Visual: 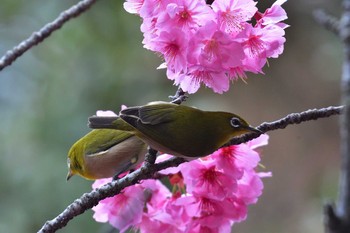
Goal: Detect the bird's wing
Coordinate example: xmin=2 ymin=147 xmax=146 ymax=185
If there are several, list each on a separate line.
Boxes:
xmin=119 ymin=106 xmax=140 ymax=117
xmin=85 ymin=130 xmax=134 ymax=156
xmin=138 ymin=103 xmax=178 ymax=125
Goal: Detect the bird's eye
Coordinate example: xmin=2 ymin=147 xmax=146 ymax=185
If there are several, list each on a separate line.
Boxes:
xmin=67 ymin=158 xmax=71 ymax=168
xmin=230 ymin=117 xmax=241 ymax=128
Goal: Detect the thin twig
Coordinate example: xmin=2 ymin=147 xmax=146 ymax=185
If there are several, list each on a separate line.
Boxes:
xmin=38 ymin=105 xmax=344 ymax=233
xmin=38 ymin=157 xmax=185 ymax=233
xmin=170 ymin=87 xmax=188 ymax=104
xmin=227 ymin=105 xmax=344 ymax=146
xmin=0 ymin=0 xmax=98 ymax=71
xmin=314 ymin=9 xmax=340 ymax=35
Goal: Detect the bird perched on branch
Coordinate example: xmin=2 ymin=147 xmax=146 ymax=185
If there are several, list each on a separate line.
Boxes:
xmin=67 ymin=129 xmax=147 ymax=180
xmin=88 ymin=102 xmax=260 ymax=159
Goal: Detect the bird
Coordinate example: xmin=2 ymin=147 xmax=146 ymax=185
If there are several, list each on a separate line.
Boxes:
xmin=67 ymin=129 xmax=147 ymax=180
xmin=88 ymin=102 xmax=261 ymax=159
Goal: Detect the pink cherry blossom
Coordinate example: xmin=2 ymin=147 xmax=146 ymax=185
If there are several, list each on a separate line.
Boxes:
xmin=139 ymin=196 xmax=188 ymax=232
xmin=175 ymin=66 xmax=230 ymax=94
xmin=232 ymin=23 xmax=285 ymax=75
xmin=123 ymin=0 xmax=144 ymax=14
xmin=156 ymin=0 xmax=214 ymax=32
xmin=138 ymin=0 xmax=168 ymax=18
xmin=183 ymin=220 xmax=232 ymax=233
xmin=176 ymin=195 xmax=245 ymax=226
xmin=180 ymin=159 xmax=238 ymax=200
xmin=141 ymin=17 xmax=159 ymax=50
xmin=125 ymin=0 xmax=288 ymax=93
xmin=211 ymin=144 xmax=260 ymax=175
xmin=92 ymin=181 xmax=145 ymax=232
xmin=138 ymin=181 xmax=185 ymax=232
xmin=256 ymin=0 xmax=288 ymax=26
xmin=148 ymin=29 xmax=189 ymax=73
xmin=188 ymin=20 xmax=244 ymax=69
xmin=212 ymin=0 xmax=257 ymax=35
xmin=246 ymin=133 xmax=269 ymax=149
xmin=236 ymin=170 xmax=264 ymax=204
xmin=92 ymin=179 xmax=172 ymax=233
xmin=92 ymin=131 xmax=271 ymax=232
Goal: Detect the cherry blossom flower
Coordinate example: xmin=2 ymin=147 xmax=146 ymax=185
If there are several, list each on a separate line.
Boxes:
xmin=123 ymin=0 xmax=144 ymax=14
xmin=124 ymin=0 xmax=288 ymax=93
xmin=92 ymin=179 xmax=145 ymax=232
xmin=212 ymin=0 xmax=257 ymax=35
xmin=91 ymin=134 xmax=270 ymax=232
xmin=156 ymin=0 xmax=214 ymax=32
xmin=180 ymin=158 xmax=238 ymax=200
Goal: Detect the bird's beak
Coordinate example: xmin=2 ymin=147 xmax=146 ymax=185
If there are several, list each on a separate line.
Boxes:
xmin=66 ymin=170 xmax=74 ymax=181
xmin=245 ymin=125 xmax=262 ymax=134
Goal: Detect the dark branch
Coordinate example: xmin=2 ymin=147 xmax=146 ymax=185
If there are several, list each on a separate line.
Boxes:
xmin=38 ymin=105 xmax=344 ymax=233
xmin=169 ymin=87 xmax=188 ymax=104
xmin=0 ymin=0 xmax=98 ymax=72
xmin=324 ymin=202 xmax=350 ymax=233
xmin=313 ymin=9 xmax=340 ymax=35
xmin=227 ymin=105 xmax=343 ymax=146
xmin=323 ymin=1 xmax=350 ymax=232
xmin=38 ymin=156 xmax=185 ymax=233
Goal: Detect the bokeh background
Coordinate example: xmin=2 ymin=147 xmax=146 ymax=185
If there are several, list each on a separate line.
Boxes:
xmin=0 ymin=0 xmax=343 ymax=232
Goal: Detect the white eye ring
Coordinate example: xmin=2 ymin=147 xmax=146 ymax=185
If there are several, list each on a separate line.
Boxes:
xmin=230 ymin=117 xmax=241 ymax=128
xmin=67 ymin=158 xmax=71 ymax=168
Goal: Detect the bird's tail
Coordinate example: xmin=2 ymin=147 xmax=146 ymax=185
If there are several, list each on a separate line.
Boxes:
xmin=88 ymin=116 xmax=134 ymax=131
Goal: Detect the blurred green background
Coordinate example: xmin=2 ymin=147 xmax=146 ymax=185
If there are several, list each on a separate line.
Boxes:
xmin=0 ymin=0 xmax=343 ymax=232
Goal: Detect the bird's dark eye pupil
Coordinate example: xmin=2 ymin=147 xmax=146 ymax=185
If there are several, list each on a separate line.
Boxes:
xmin=230 ymin=118 xmax=241 ymax=128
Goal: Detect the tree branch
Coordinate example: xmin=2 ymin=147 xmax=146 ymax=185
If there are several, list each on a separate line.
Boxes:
xmin=38 ymin=156 xmax=185 ymax=233
xmin=318 ymin=1 xmax=350 ymax=232
xmin=227 ymin=105 xmax=343 ymax=146
xmin=314 ymin=9 xmax=340 ymax=36
xmin=38 ymin=105 xmax=344 ymax=233
xmin=0 ymin=0 xmax=98 ymax=72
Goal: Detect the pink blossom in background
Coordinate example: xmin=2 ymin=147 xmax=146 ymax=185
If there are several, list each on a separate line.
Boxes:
xmin=90 ymin=0 xmax=284 ymax=231
xmin=148 ymin=29 xmax=189 ymax=73
xmin=123 ymin=0 xmax=288 ymax=93
xmin=92 ymin=178 xmax=145 ymax=232
xmin=156 ymin=0 xmax=214 ymax=32
xmin=187 ymin=20 xmax=245 ymax=70
xmin=175 ymin=66 xmax=230 ymax=94
xmin=211 ymin=0 xmax=257 ymax=35
xmin=123 ymin=0 xmax=144 ymax=14
xmin=91 ymin=134 xmax=270 ymax=232
xmin=180 ymin=158 xmax=238 ymax=200
xmin=256 ymin=0 xmax=288 ymax=26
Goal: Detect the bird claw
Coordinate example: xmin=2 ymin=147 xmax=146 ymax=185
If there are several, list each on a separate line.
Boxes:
xmin=169 ymin=88 xmax=187 ymax=104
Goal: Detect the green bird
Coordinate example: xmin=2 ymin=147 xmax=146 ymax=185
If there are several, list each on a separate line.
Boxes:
xmin=67 ymin=129 xmax=147 ymax=180
xmin=88 ymin=102 xmax=261 ymax=159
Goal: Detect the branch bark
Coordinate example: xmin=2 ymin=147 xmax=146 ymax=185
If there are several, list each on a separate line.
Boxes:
xmin=315 ymin=1 xmax=350 ymax=232
xmin=38 ymin=105 xmax=344 ymax=233
xmin=0 ymin=0 xmax=98 ymax=71
xmin=313 ymin=9 xmax=340 ymax=36
xmin=338 ymin=0 xmax=350 ymax=223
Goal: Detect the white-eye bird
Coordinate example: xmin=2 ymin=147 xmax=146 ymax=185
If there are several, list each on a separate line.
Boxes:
xmin=67 ymin=129 xmax=147 ymax=180
xmin=88 ymin=102 xmax=261 ymax=159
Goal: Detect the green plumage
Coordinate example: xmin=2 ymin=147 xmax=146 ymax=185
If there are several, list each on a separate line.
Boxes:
xmin=67 ymin=129 xmax=147 ymax=180
xmin=88 ymin=102 xmax=260 ymax=159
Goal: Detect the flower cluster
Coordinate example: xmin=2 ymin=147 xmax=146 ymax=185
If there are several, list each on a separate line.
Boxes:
xmin=92 ymin=134 xmax=270 ymax=233
xmin=124 ymin=0 xmax=288 ymax=93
